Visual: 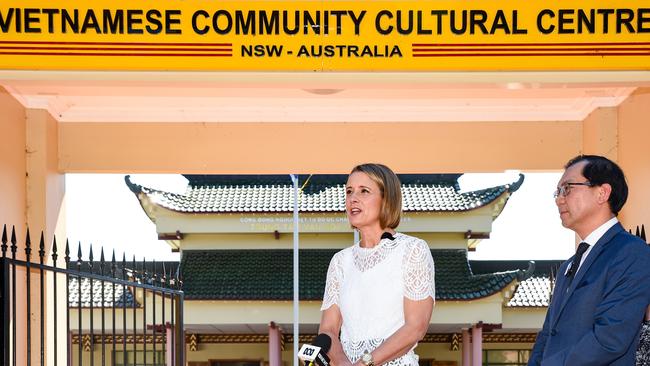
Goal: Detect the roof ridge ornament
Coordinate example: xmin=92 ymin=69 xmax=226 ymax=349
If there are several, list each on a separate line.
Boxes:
xmin=516 ymin=260 xmax=536 ymax=281
xmin=507 ymin=173 xmax=526 ymax=193
xmin=124 ymin=175 xmax=142 ymax=194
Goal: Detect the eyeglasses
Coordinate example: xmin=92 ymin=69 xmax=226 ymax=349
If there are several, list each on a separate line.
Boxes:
xmin=553 ymin=182 xmax=594 ymax=198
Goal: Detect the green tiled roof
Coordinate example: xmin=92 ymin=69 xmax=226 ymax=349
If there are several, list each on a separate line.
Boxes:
xmin=180 ymin=249 xmax=524 ymax=301
xmin=469 ymin=259 xmax=559 ymax=308
xmin=126 ymin=174 xmax=523 ymax=214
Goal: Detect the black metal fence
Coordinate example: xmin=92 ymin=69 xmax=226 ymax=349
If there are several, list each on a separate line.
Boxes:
xmin=631 ymin=224 xmax=647 ymax=243
xmin=1 ymin=224 xmax=185 ymax=366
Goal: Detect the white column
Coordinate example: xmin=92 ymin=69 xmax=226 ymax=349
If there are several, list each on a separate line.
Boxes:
xmin=290 ymin=174 xmax=300 ymax=366
xmin=166 ymin=324 xmax=173 ymax=366
xmin=471 ymin=324 xmax=482 ymax=366
xmin=462 ymin=328 xmax=471 ymax=366
xmin=269 ymin=322 xmax=283 ymax=366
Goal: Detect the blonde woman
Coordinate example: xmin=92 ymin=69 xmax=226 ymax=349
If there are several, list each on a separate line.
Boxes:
xmin=319 ymin=163 xmax=435 ymax=366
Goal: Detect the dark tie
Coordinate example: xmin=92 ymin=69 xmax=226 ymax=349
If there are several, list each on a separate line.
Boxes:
xmin=566 ymin=242 xmax=590 ymax=280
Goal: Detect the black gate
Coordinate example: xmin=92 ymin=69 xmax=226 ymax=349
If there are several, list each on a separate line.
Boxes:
xmin=1 ymin=224 xmax=185 ymax=366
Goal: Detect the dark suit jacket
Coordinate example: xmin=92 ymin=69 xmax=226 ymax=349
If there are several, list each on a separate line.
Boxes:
xmin=528 ymin=223 xmax=650 ymax=366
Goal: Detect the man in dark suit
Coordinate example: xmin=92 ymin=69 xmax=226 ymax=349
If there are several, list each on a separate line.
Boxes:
xmin=528 ymin=155 xmax=650 ymax=366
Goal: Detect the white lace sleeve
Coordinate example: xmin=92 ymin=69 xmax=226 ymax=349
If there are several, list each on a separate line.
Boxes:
xmin=402 ymin=239 xmax=435 ymax=302
xmin=321 ymin=251 xmax=344 ymax=311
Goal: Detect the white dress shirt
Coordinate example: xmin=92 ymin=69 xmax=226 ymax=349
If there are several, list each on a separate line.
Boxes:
xmin=566 ymin=216 xmax=618 ymax=275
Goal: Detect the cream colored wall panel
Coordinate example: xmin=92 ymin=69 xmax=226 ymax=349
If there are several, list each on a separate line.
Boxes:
xmin=182 ymin=296 xmax=505 ymax=326
xmin=183 ymin=301 xmax=324 ymax=325
xmin=179 ymin=232 xmax=466 ymax=250
xmin=153 ymin=209 xmax=494 ymax=235
xmin=502 ymin=308 xmax=547 ymax=330
xmin=431 ymin=296 xmax=504 ymax=325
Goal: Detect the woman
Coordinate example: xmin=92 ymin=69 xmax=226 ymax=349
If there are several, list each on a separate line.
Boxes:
xmin=319 ymin=163 xmax=435 ymax=366
xmin=638 ymin=306 xmax=650 ymax=365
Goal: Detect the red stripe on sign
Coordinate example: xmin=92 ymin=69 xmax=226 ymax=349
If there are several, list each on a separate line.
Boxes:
xmin=0 ymin=51 xmax=233 ymax=57
xmin=0 ymin=40 xmax=232 ymax=47
xmin=412 ymin=52 xmax=650 ymax=57
xmin=412 ymin=42 xmax=650 ymax=47
xmin=412 ymin=47 xmax=650 ymax=52
xmin=0 ymin=46 xmax=232 ymax=52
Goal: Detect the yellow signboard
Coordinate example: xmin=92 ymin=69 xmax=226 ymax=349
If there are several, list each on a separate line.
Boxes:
xmin=0 ymin=0 xmax=648 ymax=71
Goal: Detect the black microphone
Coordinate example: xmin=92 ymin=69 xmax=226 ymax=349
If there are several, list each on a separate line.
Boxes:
xmin=297 ymin=334 xmax=331 ymax=366
xmin=381 ymin=232 xmax=395 ymax=241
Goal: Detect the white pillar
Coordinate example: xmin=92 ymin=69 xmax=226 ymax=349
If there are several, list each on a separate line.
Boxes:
xmin=269 ymin=322 xmax=283 ymax=366
xmin=462 ymin=328 xmax=471 ymax=366
xmin=471 ymin=324 xmax=482 ymax=366
xmin=166 ymin=324 xmax=173 ymax=366
xmin=290 ymin=174 xmax=300 ymax=366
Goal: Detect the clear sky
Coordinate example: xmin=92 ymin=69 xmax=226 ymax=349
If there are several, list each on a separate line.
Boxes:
xmin=65 ymin=172 xmax=575 ymax=262
xmin=458 ymin=172 xmax=575 ymax=260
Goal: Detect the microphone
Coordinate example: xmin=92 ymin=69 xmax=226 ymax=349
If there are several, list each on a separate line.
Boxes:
xmin=381 ymin=232 xmax=395 ymax=241
xmin=297 ymin=334 xmax=331 ymax=366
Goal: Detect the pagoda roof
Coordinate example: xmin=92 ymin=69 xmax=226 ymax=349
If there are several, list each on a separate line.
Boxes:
xmin=126 ymin=173 xmax=524 ymax=214
xmin=180 ymin=248 xmax=530 ymax=301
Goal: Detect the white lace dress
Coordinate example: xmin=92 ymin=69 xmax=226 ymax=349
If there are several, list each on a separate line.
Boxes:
xmin=321 ymin=233 xmax=435 ymax=366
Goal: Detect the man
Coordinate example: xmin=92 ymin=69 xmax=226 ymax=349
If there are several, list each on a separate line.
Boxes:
xmin=528 ymin=155 xmax=650 ymax=366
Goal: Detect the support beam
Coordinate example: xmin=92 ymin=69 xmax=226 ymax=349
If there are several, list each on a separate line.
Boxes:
xmin=59 ymin=121 xmax=581 ymax=173
xmin=618 ymin=88 xmax=650 ymax=230
xmin=582 ymin=107 xmax=618 ymax=161
xmin=25 ymin=108 xmax=65 ymax=243
xmin=0 ymin=86 xmax=27 ymax=236
xmin=26 ymin=110 xmax=68 ymax=366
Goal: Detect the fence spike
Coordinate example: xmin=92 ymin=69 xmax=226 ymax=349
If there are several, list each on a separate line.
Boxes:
xmin=100 ymin=247 xmax=106 ymax=275
xmin=122 ymin=253 xmax=127 ymax=280
xmin=132 ymin=254 xmax=137 ymax=282
xmin=77 ymin=242 xmax=83 ymax=270
xmin=636 ymin=226 xmax=641 ymax=237
xmin=162 ymin=262 xmax=167 ymax=288
xmin=641 ymin=225 xmax=647 ymax=242
xmin=89 ymin=245 xmax=94 ymax=272
xmin=10 ymin=226 xmax=17 ymax=258
xmin=39 ymin=232 xmax=46 ymax=264
xmin=152 ymin=259 xmax=157 ymax=285
xmin=142 ymin=257 xmax=148 ymax=284
xmin=111 ymin=250 xmax=117 ymax=278
xmin=25 ymin=227 xmax=32 ymax=261
xmin=1 ymin=224 xmax=7 ymax=257
xmin=51 ymin=236 xmax=58 ymax=265
xmin=174 ymin=267 xmax=180 ymax=290
xmin=64 ymin=240 xmax=70 ymax=268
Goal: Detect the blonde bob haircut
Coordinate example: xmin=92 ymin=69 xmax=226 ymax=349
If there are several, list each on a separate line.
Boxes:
xmin=349 ymin=163 xmax=402 ymax=229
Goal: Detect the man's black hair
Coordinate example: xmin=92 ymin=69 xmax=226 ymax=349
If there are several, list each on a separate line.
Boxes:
xmin=565 ymin=155 xmax=628 ymax=215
